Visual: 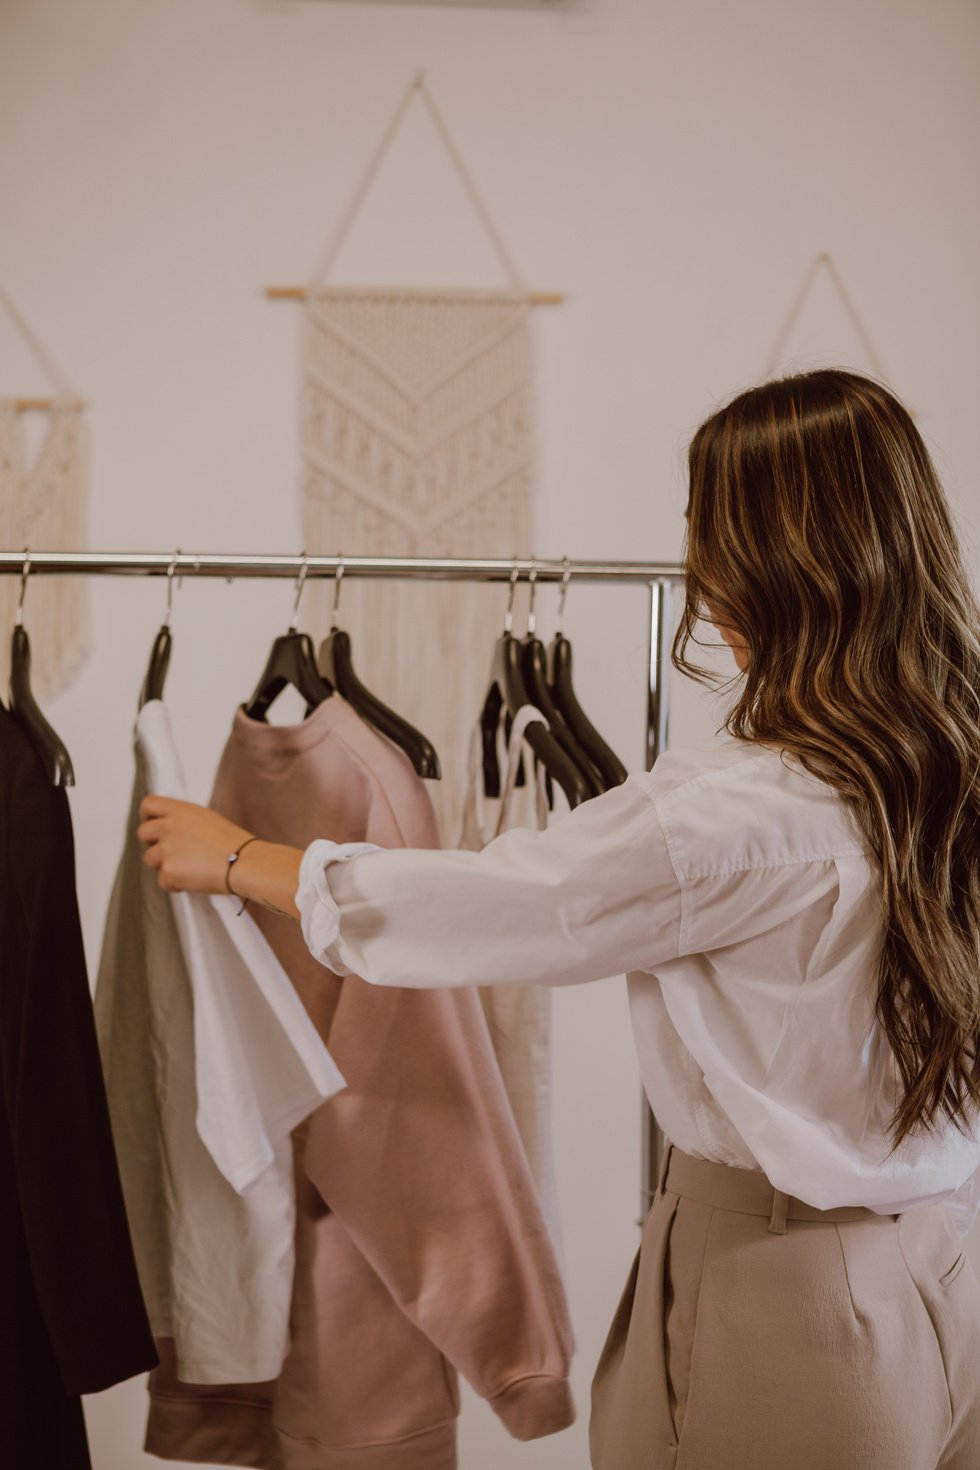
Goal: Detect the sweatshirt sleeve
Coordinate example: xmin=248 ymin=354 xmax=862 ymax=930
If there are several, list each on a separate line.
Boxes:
xmin=301 ymin=966 xmax=577 ymax=1440
xmin=295 ymin=775 xmax=682 ymax=989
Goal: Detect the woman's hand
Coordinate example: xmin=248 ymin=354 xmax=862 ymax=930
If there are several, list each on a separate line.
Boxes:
xmin=137 ymin=795 xmax=254 ymax=895
xmin=137 ymin=795 xmax=304 ymax=918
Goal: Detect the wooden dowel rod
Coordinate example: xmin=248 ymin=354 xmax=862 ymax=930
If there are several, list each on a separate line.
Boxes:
xmin=265 ymin=285 xmax=565 ymax=305
xmin=2 ymin=397 xmax=86 ymax=413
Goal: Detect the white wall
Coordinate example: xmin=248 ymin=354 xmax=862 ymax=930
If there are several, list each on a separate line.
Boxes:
xmin=1 ymin=1 xmax=979 ymax=1467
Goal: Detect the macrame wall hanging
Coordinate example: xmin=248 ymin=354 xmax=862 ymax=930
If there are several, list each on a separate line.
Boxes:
xmin=763 ymin=251 xmax=893 ymax=385
xmin=293 ymin=74 xmax=543 ymax=841
xmin=0 ymin=286 xmax=90 ymax=701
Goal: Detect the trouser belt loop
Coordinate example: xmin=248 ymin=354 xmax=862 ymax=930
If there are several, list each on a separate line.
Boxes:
xmin=657 ymin=1141 xmax=675 ymax=1198
xmin=768 ymin=1187 xmax=789 ymax=1235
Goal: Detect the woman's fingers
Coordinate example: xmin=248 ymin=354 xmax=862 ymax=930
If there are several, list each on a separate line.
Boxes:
xmin=136 ymin=816 xmax=167 ymax=845
xmin=139 ymin=792 xmax=175 ymax=821
xmin=133 ymin=794 xmax=255 ymax=896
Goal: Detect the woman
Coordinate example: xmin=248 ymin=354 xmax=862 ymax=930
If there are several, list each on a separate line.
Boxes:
xmin=138 ymin=368 xmax=980 ymax=1469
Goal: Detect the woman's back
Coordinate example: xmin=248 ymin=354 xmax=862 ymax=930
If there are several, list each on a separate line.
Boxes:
xmin=628 ymin=735 xmax=980 ymax=1233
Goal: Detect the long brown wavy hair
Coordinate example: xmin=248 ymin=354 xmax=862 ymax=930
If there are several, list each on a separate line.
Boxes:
xmin=675 ymin=368 xmax=980 ymax=1146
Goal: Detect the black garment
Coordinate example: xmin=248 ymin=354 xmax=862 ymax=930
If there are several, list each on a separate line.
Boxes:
xmin=0 ymin=703 xmax=157 ymax=1469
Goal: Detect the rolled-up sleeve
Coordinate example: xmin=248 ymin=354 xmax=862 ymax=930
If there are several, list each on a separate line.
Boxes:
xmin=295 ymin=774 xmax=681 ymax=989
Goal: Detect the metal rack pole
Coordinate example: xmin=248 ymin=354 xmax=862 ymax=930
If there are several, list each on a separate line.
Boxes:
xmin=0 ymin=551 xmax=685 ymax=583
xmin=0 ymin=547 xmax=685 ymax=1226
xmin=640 ymin=579 xmax=675 ymax=1221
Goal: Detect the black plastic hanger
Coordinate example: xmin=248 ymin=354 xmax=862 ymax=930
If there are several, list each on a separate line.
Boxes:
xmin=139 ymin=550 xmax=179 ymax=708
xmin=481 ymin=566 xmax=526 ymax=798
xmin=8 ymin=552 xmax=75 ymax=786
xmin=316 ymin=557 xmax=440 ymax=779
xmin=547 ymin=561 xmax=627 ymax=792
xmin=479 ymin=565 xmax=591 ymax=811
xmin=244 ymin=555 xmax=332 ymax=722
xmin=520 ymin=564 xmax=604 ymax=798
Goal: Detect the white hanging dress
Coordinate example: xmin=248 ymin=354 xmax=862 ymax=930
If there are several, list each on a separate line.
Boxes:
xmin=458 ymin=703 xmax=562 ymax=1251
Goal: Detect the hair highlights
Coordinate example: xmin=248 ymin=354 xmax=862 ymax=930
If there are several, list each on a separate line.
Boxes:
xmin=675 ymin=369 xmax=980 ymax=1146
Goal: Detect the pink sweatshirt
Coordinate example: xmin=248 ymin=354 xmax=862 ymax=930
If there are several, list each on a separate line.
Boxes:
xmin=145 ymin=695 xmax=574 ymax=1470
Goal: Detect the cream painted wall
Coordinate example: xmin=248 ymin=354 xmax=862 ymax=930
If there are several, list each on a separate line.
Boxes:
xmin=1 ymin=1 xmax=979 ymax=1467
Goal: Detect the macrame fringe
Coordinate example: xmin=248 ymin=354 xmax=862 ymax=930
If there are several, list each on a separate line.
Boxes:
xmin=301 ymin=484 xmax=534 ymax=843
xmin=299 ymin=291 xmax=535 ymax=843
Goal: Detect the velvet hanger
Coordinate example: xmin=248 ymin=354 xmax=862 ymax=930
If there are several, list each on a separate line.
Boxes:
xmin=316 ymin=557 xmax=440 ymax=780
xmin=519 ymin=564 xmax=604 ymax=798
xmin=547 ymin=561 xmax=627 ymax=792
xmin=479 ymin=565 xmax=591 ymax=811
xmin=139 ymin=550 xmax=180 ymax=709
xmin=244 ymin=555 xmax=332 ymax=721
xmin=9 ymin=551 xmax=75 ymax=786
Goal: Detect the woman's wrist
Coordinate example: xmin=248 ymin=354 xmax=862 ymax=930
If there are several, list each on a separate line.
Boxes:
xmin=227 ymin=839 xmax=303 ymax=920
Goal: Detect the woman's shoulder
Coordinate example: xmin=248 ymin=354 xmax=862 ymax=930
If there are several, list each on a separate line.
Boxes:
xmin=630 ymin=736 xmax=867 ymax=877
xmin=635 ymin=734 xmax=773 ymax=798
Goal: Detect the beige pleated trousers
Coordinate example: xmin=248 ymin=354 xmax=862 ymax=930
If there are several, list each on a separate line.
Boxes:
xmin=590 ymin=1142 xmax=980 ymax=1470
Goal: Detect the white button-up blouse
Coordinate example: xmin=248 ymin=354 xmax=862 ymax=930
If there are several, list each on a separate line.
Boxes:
xmin=294 ymin=734 xmax=980 ymax=1233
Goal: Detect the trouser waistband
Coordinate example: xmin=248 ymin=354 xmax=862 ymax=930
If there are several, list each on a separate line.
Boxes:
xmin=657 ymin=1141 xmax=885 ymax=1235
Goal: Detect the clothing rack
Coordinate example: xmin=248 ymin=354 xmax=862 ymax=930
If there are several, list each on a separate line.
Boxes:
xmin=0 ymin=548 xmax=685 ymax=1224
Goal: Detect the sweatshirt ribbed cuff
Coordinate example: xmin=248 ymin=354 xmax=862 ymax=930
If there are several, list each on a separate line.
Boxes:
xmin=488 ymin=1374 xmax=576 ymax=1441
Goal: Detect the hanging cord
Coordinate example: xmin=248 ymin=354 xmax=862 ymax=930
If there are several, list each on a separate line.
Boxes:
xmin=0 ymin=284 xmax=81 ymax=403
xmin=414 ymin=75 xmax=525 ymax=291
xmin=309 ymin=71 xmax=525 ymax=292
xmin=763 ymin=252 xmax=888 ymax=382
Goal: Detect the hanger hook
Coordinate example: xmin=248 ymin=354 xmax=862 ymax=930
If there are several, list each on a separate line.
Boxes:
xmin=331 ymin=553 xmax=345 ymax=631
xmin=16 ymin=547 xmax=30 ymax=627
xmin=289 ymin=552 xmax=310 ymax=632
xmin=527 ymin=556 xmax=538 ymax=637
xmin=503 ymin=557 xmax=520 ymax=634
xmin=557 ymin=557 xmax=572 ymax=632
xmin=164 ymin=548 xmax=181 ymax=628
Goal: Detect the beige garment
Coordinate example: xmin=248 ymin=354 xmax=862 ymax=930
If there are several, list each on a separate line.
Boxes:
xmin=590 ymin=1144 xmax=980 ymax=1470
xmin=95 ymin=700 xmax=344 ymax=1385
xmin=299 ymin=287 xmax=535 ymax=843
xmin=457 ymin=704 xmax=561 ymax=1247
xmin=147 ymin=695 xmax=574 ymax=1469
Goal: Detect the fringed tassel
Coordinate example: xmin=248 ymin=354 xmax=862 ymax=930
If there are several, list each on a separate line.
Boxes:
xmin=301 ymin=481 xmax=533 ymax=846
xmin=0 ymin=404 xmax=92 ymax=704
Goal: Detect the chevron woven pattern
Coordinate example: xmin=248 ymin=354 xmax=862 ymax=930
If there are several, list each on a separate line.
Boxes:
xmin=300 ymin=286 xmax=535 ymax=839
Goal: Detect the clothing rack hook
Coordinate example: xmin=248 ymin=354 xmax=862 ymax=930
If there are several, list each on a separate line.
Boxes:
xmin=503 ymin=557 xmax=520 ymax=635
xmin=527 ymin=556 xmax=538 ymax=637
xmin=15 ymin=548 xmax=30 ymax=627
xmin=289 ymin=553 xmax=310 ymax=632
xmin=557 ymin=556 xmax=572 ymax=633
xmin=164 ymin=549 xmax=182 ymax=629
xmin=331 ymin=554 xmax=345 ymax=631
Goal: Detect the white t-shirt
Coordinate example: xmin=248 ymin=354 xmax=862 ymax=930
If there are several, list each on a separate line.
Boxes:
xmin=295 ymin=734 xmax=980 ymax=1235
xmin=95 ymin=699 xmax=345 ymax=1383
